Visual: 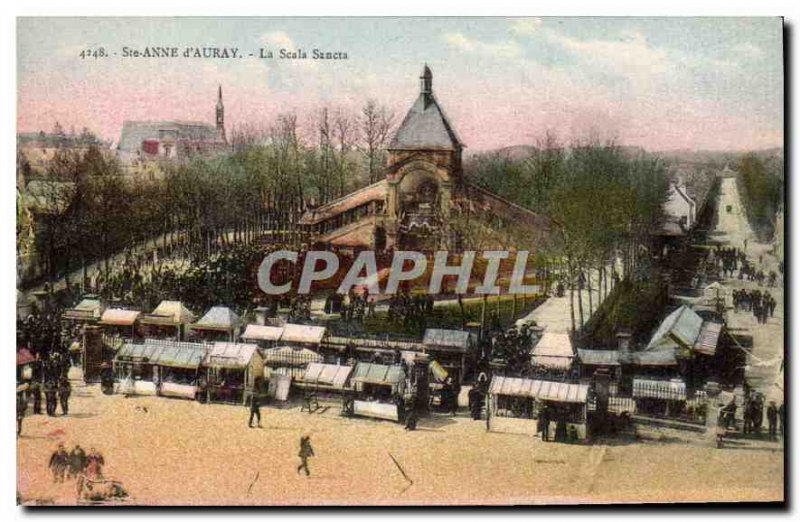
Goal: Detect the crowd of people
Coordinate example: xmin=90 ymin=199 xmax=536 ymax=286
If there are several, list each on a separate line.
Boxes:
xmin=733 ymin=289 xmax=777 ymax=324
xmin=489 ymin=324 xmax=537 ymax=377
xmin=720 ymin=392 xmax=784 ymax=441
xmin=48 ymin=444 xmax=106 ymax=483
xmin=708 ymin=245 xmax=778 ymax=287
xmin=387 ymin=290 xmax=435 ymax=327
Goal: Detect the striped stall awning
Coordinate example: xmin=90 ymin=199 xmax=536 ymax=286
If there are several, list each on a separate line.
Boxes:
xmin=489 ymin=376 xmax=589 ymax=404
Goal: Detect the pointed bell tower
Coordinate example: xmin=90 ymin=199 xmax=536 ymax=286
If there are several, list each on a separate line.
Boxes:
xmin=216 ymin=85 xmax=226 ymax=142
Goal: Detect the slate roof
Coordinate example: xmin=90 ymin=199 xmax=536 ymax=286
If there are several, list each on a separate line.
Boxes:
xmin=389 ymin=68 xmax=462 ymax=151
xmin=646 ymin=305 xmax=703 ymax=352
xmin=117 ymin=120 xmax=222 ymax=153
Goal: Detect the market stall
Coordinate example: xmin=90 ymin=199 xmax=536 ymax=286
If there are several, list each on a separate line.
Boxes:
xmin=343 ymin=362 xmax=408 ymax=422
xmin=632 ymin=377 xmax=687 ymax=417
xmin=152 ymin=340 xmax=208 ymax=399
xmin=202 ymin=342 xmax=263 ymax=404
xmin=191 ymin=306 xmax=242 ymax=342
xmin=263 ymin=345 xmax=323 ymax=380
xmin=17 ymin=347 xmax=38 ymax=384
xmin=422 ymin=328 xmax=475 ymax=384
xmin=531 ymin=332 xmax=575 ymax=376
xmin=139 ymin=301 xmax=196 ymax=341
xmin=295 ymin=362 xmax=353 ymax=394
xmin=113 ymin=340 xmax=207 ymax=399
xmin=280 ymin=324 xmax=326 ymax=349
xmin=113 ymin=343 xmax=163 ymax=396
xmin=241 ymin=324 xmax=284 ymax=349
xmin=488 ymin=376 xmax=589 ymax=441
xmin=99 ymin=308 xmax=141 ymax=339
xmin=62 ymin=296 xmax=104 ymax=326
xmin=577 ymin=349 xmax=621 ymax=381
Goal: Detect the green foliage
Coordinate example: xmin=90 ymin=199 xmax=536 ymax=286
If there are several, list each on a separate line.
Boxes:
xmin=579 ymin=278 xmax=668 ymax=348
xmin=466 ymin=137 xmax=670 ymax=277
xmin=736 ymin=153 xmax=783 ymax=241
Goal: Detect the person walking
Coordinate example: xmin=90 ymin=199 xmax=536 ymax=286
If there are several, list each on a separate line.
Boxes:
xmin=58 ymin=378 xmax=71 ymax=416
xmin=743 ymin=396 xmax=753 ymax=435
xmin=248 ymin=392 xmax=262 ymax=428
xmin=85 ymin=448 xmax=105 ymax=479
xmin=68 ymin=445 xmax=86 ymax=479
xmin=538 ymin=406 xmax=550 ymax=442
xmin=16 ymin=391 xmax=27 ymax=437
xmin=44 ymin=380 xmax=57 ymax=417
xmin=31 ymin=380 xmax=43 ymax=415
xmin=779 ymin=402 xmax=785 ymax=438
xmin=48 ymin=444 xmax=68 ymax=483
xmin=767 ymin=401 xmax=778 ymax=440
xmin=297 ymin=435 xmax=315 ymax=476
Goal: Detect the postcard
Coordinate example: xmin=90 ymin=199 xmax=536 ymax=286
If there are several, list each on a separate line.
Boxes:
xmin=15 ymin=16 xmax=784 ymax=505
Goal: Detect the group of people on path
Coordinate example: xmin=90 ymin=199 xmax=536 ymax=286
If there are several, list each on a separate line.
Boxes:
xmin=722 ymin=393 xmax=784 ymax=441
xmin=48 ymin=443 xmax=105 ymax=483
xmin=733 ymin=289 xmax=776 ymax=324
xmin=16 ymin=377 xmax=72 ymax=437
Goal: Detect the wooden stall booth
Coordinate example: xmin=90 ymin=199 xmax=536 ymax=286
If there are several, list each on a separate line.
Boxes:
xmin=191 ymin=306 xmax=242 ymax=342
xmin=488 ymin=376 xmax=590 ymax=442
xmin=241 ymin=324 xmax=284 ymax=349
xmin=114 ymin=340 xmax=207 ymax=399
xmin=422 ymin=328 xmax=476 ymax=384
xmin=99 ymin=308 xmax=141 ymax=340
xmin=152 ymin=340 xmax=207 ymax=399
xmin=17 ymin=347 xmax=38 ymax=385
xmin=632 ymin=377 xmax=687 ymax=417
xmin=62 ymin=296 xmax=104 ymax=328
xmin=295 ymin=362 xmax=353 ymax=395
xmin=139 ymin=301 xmax=196 ymax=341
xmin=202 ymin=342 xmax=263 ymax=405
xmin=577 ymin=349 xmax=622 ymax=382
xmin=263 ymin=346 xmax=323 ymax=380
xmin=280 ymin=324 xmax=327 ymax=349
xmin=113 ymin=342 xmax=162 ymax=396
xmin=343 ymin=362 xmax=408 ymax=422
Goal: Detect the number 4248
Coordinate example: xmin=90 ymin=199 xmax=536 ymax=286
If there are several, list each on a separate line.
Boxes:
xmin=80 ymin=48 xmax=107 ymax=59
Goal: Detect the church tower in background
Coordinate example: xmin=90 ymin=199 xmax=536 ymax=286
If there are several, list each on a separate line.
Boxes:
xmin=216 ymin=85 xmax=226 ymax=142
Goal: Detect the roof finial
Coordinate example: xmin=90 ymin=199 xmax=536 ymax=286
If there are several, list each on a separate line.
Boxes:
xmin=420 ymin=64 xmax=432 ymax=95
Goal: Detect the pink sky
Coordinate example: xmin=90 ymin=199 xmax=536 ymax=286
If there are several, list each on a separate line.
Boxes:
xmin=17 ymin=18 xmax=784 ymax=152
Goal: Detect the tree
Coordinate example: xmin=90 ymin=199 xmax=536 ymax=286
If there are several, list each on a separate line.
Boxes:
xmin=359 ymin=100 xmax=394 ymax=184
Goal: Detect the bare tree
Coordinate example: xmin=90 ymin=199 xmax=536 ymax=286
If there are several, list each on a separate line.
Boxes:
xmin=333 ymin=109 xmax=356 ymax=197
xmin=359 ymin=100 xmax=395 ymax=184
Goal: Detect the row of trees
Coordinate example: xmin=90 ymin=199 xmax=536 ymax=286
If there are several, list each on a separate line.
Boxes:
xmin=736 ymin=152 xmax=783 ymax=241
xmin=19 ymin=101 xmax=396 ymax=287
xmin=466 ymin=135 xmax=671 ymax=333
